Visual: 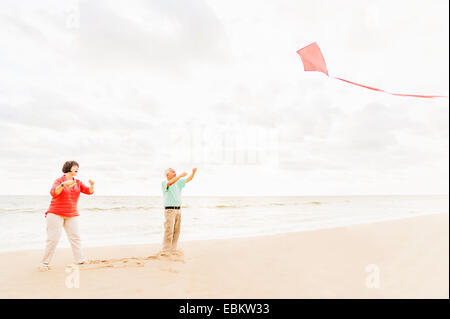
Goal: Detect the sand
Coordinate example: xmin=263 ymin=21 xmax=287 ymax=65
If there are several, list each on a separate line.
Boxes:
xmin=0 ymin=213 xmax=448 ymax=299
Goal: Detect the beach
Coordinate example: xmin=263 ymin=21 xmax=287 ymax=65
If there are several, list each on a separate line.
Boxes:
xmin=0 ymin=213 xmax=447 ymax=299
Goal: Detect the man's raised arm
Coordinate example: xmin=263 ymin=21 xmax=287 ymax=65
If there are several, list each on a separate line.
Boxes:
xmin=186 ymin=168 xmax=197 ymax=183
xmin=167 ymin=172 xmax=187 ymax=188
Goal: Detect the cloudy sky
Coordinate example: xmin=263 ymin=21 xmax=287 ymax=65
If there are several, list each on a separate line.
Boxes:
xmin=0 ymin=0 xmax=448 ymax=196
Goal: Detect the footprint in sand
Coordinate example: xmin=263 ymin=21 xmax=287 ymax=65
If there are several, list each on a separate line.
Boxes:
xmin=161 ymin=267 xmax=179 ymax=274
xmin=79 ymin=254 xmax=184 ymax=270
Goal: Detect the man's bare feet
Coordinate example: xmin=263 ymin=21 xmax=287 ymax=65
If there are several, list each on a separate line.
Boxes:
xmin=159 ymin=251 xmax=171 ymax=257
xmin=78 ymin=260 xmax=90 ymax=265
xmin=171 ymin=250 xmax=184 ymax=257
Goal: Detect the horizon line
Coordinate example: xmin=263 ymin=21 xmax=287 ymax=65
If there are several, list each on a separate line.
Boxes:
xmin=0 ymin=193 xmax=448 ymax=197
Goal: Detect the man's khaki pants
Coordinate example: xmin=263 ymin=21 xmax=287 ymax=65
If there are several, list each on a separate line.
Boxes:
xmin=162 ymin=209 xmax=181 ymax=252
xmin=40 ymin=213 xmax=85 ymax=266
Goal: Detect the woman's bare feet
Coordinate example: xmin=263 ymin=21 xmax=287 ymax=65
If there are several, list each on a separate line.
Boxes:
xmin=39 ymin=265 xmax=49 ymax=272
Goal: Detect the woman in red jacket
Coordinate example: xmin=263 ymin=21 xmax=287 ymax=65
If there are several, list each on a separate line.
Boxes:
xmin=39 ymin=161 xmax=95 ymax=271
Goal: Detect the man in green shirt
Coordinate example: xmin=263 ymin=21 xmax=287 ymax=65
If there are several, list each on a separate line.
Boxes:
xmin=161 ymin=167 xmax=197 ymax=256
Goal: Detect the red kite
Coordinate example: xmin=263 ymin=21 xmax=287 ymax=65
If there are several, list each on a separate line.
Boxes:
xmin=297 ymin=42 xmax=448 ymax=98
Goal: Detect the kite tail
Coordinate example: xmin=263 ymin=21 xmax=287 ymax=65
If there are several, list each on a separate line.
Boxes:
xmin=332 ymin=77 xmax=449 ymax=99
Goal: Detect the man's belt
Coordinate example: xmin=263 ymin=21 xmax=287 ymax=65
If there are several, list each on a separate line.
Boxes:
xmin=165 ymin=206 xmax=181 ymax=209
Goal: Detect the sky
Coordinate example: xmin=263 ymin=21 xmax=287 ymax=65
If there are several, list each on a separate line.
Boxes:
xmin=0 ymin=0 xmax=448 ymax=196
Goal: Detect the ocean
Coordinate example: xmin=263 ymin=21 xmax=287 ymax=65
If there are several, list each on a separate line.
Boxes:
xmin=0 ymin=195 xmax=448 ymax=252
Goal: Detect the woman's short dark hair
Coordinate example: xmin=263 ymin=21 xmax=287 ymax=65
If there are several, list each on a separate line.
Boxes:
xmin=62 ymin=161 xmax=79 ymax=173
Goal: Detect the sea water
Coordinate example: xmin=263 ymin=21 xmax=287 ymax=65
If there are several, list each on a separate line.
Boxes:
xmin=0 ymin=195 xmax=448 ymax=251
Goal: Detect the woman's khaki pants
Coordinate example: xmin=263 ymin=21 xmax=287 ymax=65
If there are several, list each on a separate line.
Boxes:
xmin=40 ymin=213 xmax=85 ymax=266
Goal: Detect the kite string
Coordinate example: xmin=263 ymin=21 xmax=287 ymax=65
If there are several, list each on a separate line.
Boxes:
xmin=332 ymin=76 xmax=448 ymax=99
